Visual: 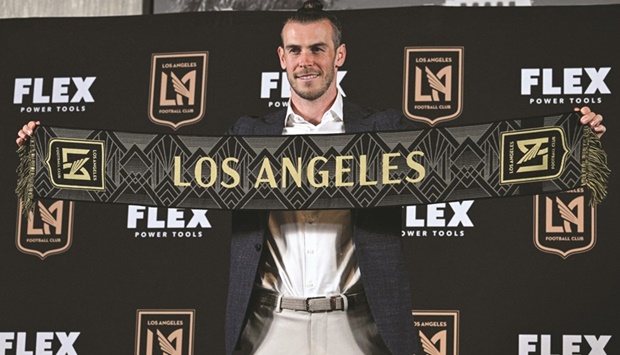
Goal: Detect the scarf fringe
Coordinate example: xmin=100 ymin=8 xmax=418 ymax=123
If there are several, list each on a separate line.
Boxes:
xmin=15 ymin=138 xmax=36 ymax=217
xmin=582 ymin=126 xmax=611 ymax=205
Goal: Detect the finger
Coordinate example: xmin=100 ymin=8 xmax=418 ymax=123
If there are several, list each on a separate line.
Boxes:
xmin=590 ymin=114 xmax=603 ymax=127
xmin=16 ymin=135 xmax=28 ymax=146
xmin=576 ymin=106 xmax=592 ymax=115
xmin=17 ymin=131 xmax=27 ymax=140
xmin=594 ymin=124 xmax=606 ymax=138
xmin=580 ymin=112 xmax=595 ymax=124
xmin=27 ymin=121 xmax=38 ymax=130
xmin=21 ymin=124 xmax=34 ymax=136
xmin=27 ymin=120 xmax=40 ymax=133
xmin=593 ymin=122 xmax=606 ymax=131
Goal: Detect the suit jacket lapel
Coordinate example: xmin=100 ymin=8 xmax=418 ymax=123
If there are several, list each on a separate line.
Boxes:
xmin=256 ymin=109 xmax=286 ymax=135
xmin=257 ymin=99 xmax=374 ymax=134
xmin=343 ymin=100 xmax=374 ymax=133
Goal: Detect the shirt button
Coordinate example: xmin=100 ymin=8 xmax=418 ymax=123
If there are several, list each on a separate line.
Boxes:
xmin=307 ymin=249 xmax=315 ymax=254
xmin=254 ymin=244 xmax=262 ymax=251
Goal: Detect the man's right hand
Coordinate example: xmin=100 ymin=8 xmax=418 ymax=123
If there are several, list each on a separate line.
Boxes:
xmin=16 ymin=121 xmax=40 ymax=146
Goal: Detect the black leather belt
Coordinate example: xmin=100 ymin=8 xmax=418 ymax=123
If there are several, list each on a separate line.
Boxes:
xmin=254 ymin=289 xmax=366 ymax=313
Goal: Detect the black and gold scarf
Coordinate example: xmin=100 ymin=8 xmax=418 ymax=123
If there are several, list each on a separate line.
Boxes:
xmin=17 ymin=112 xmax=609 ymax=214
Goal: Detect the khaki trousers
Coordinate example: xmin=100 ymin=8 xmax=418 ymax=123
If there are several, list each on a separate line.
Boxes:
xmin=237 ymin=296 xmax=390 ymax=355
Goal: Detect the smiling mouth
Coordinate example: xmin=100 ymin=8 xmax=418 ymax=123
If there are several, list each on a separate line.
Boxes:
xmin=295 ymin=72 xmax=320 ymax=81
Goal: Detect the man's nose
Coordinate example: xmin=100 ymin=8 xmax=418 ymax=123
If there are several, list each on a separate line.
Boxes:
xmin=298 ymin=52 xmax=313 ymax=67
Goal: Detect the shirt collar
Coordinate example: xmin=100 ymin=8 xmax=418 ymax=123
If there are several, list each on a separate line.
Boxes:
xmin=285 ymin=91 xmax=344 ymax=127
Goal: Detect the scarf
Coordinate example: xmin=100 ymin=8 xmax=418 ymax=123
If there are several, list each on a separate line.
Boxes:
xmin=17 ymin=112 xmax=609 ymax=214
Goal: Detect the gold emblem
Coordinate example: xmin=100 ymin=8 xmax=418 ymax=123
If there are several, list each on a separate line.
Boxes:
xmin=135 ymin=310 xmax=195 ymax=355
xmin=413 ymin=310 xmax=460 ymax=355
xmin=16 ymin=200 xmax=74 ymax=259
xmin=45 ymin=138 xmax=105 ymax=190
xmin=149 ymin=52 xmax=208 ymax=130
xmin=500 ymin=127 xmax=568 ymax=184
xmin=534 ymin=189 xmax=596 ymax=258
xmin=403 ymin=47 xmax=464 ymax=126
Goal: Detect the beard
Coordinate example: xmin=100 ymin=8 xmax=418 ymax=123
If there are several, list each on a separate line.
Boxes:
xmin=287 ymin=65 xmax=336 ymax=101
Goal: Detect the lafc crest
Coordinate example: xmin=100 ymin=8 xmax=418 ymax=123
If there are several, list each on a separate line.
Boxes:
xmin=534 ymin=189 xmax=596 ymax=258
xmin=135 ymin=310 xmax=195 ymax=355
xmin=413 ymin=310 xmax=460 ymax=355
xmin=149 ymin=52 xmax=208 ymax=130
xmin=403 ymin=47 xmax=463 ymax=126
xmin=16 ymin=200 xmax=74 ymax=259
xmin=44 ymin=138 xmax=105 ymax=190
xmin=500 ymin=127 xmax=568 ymax=184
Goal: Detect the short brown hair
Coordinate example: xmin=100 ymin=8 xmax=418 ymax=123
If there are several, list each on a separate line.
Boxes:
xmin=282 ymin=0 xmax=342 ymax=47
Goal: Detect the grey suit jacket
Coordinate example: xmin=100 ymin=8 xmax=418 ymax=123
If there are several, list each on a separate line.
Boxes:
xmin=225 ymin=101 xmax=420 ymax=355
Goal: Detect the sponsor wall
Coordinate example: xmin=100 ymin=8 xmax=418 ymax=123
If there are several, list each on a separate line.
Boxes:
xmin=0 ymin=5 xmax=618 ymax=354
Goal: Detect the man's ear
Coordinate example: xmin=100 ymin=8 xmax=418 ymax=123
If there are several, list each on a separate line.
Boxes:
xmin=335 ymin=43 xmax=346 ymax=68
xmin=278 ymin=46 xmax=286 ymax=70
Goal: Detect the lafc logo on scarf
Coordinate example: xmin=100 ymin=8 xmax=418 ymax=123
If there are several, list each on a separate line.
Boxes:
xmin=500 ymin=127 xmax=569 ymax=184
xmin=403 ymin=47 xmax=463 ymax=126
xmin=45 ymin=138 xmax=105 ymax=190
xmin=149 ymin=52 xmax=208 ymax=130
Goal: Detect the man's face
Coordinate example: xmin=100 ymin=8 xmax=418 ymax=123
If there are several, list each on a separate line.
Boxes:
xmin=278 ymin=19 xmax=346 ymax=101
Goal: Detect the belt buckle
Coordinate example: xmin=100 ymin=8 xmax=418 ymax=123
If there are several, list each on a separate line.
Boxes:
xmin=305 ymin=296 xmax=337 ymax=313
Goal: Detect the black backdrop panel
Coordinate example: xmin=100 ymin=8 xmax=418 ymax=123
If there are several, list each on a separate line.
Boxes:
xmin=0 ymin=5 xmax=618 ymax=354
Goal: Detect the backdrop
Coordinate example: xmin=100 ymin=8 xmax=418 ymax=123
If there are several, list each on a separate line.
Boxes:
xmin=0 ymin=5 xmax=617 ymax=354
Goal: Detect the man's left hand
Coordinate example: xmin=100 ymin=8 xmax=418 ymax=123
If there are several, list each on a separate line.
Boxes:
xmin=576 ymin=106 xmax=606 ymax=138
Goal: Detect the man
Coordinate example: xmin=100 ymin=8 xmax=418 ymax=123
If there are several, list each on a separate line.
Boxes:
xmin=16 ymin=1 xmax=606 ymax=354
xmin=224 ymin=2 xmax=607 ymax=354
xmin=225 ymin=1 xmax=422 ymax=354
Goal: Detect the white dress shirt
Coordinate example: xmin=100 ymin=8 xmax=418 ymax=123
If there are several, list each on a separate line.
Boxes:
xmin=240 ymin=94 xmax=390 ymax=354
xmin=256 ymin=93 xmax=363 ymax=297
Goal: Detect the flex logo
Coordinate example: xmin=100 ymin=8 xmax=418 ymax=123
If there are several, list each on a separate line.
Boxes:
xmin=260 ymin=71 xmax=347 ymax=108
xmin=534 ymin=189 xmax=596 ymax=258
xmin=522 ymin=68 xmax=610 ymax=95
xmin=135 ymin=310 xmax=194 ymax=355
xmin=521 ymin=67 xmax=611 ymax=105
xmin=45 ymin=138 xmax=105 ymax=190
xmin=519 ymin=334 xmax=611 ymax=355
xmin=127 ymin=205 xmax=211 ymax=238
xmin=0 ymin=332 xmax=80 ymax=355
xmin=13 ymin=77 xmax=96 ymax=113
xmin=16 ymin=200 xmax=74 ymax=259
xmin=149 ymin=52 xmax=208 ymax=130
xmin=402 ymin=201 xmax=474 ymax=238
xmin=413 ymin=310 xmax=459 ymax=355
xmin=500 ymin=127 xmax=568 ymax=184
xmin=14 ymin=77 xmax=95 ymax=104
xmin=403 ymin=47 xmax=463 ymax=126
